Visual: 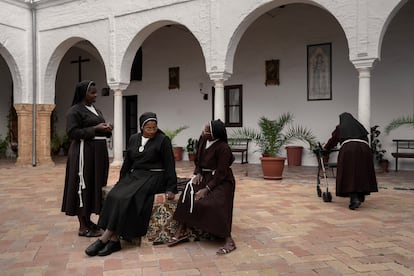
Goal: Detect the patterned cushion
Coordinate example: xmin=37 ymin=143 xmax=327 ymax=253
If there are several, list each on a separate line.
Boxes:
xmin=146 ymin=177 xmax=190 ymax=244
xmin=146 ymin=193 xmax=180 ymax=244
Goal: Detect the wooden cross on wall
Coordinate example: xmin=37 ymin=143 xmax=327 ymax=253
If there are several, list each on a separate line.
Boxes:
xmin=71 ymin=56 xmax=90 ymax=82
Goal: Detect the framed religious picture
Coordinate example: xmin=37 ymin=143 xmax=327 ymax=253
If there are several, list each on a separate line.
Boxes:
xmin=265 ymin=59 xmax=280 ymax=86
xmin=101 ymin=87 xmax=110 ymax=96
xmin=307 ymin=43 xmax=332 ymax=101
xmin=168 ymin=67 xmax=180 ymax=89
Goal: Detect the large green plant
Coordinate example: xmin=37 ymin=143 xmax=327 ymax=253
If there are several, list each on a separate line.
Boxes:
xmin=163 ymin=126 xmax=189 ymax=146
xmin=0 ymin=135 xmax=8 ymax=158
xmin=385 ymin=115 xmax=414 ymax=134
xmin=186 ymin=138 xmax=199 ymax=153
xmin=232 ymin=112 xmax=317 ymax=157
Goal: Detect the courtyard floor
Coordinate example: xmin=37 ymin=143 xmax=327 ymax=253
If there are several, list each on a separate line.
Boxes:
xmin=0 ymin=157 xmax=413 ymax=275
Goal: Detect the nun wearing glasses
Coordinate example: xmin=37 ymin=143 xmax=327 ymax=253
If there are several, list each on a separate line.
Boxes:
xmin=62 ymin=80 xmax=113 ymax=238
xmin=85 ymin=112 xmax=177 ymax=257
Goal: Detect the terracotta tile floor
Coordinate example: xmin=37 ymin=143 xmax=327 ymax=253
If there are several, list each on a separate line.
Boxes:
xmin=0 ymin=157 xmax=413 ymax=275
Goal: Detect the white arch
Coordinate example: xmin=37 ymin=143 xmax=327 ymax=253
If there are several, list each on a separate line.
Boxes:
xmin=116 ymin=20 xmax=208 ymax=85
xmin=376 ymin=0 xmax=409 ymax=60
xmin=222 ymin=0 xmax=352 ymax=74
xmin=43 ymin=37 xmax=107 ymax=104
xmin=0 ymin=44 xmax=22 ymax=103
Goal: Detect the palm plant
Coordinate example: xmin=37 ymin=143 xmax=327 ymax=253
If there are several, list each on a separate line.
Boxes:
xmin=232 ymin=112 xmax=317 ymax=157
xmin=385 ymin=115 xmax=414 ymax=134
xmin=163 ymin=126 xmax=189 ymax=146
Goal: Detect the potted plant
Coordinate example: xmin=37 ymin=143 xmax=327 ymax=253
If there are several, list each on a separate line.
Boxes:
xmin=232 ymin=112 xmax=316 ymax=179
xmin=163 ymin=126 xmax=189 ymax=161
xmin=385 ymin=115 xmax=414 ymax=134
xmin=370 ymin=125 xmax=389 ymax=172
xmin=186 ymin=138 xmax=198 ymax=161
xmin=0 ymin=135 xmax=8 ymax=158
xmin=61 ymin=133 xmax=71 ymax=156
xmin=50 ymin=133 xmax=61 ymax=155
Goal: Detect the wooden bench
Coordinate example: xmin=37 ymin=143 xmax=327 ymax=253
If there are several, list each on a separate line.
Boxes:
xmin=228 ymin=138 xmax=250 ymax=164
xmin=391 ymin=139 xmax=414 ymax=171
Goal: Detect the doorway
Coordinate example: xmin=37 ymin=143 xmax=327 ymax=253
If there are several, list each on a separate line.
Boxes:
xmin=124 ymin=95 xmax=138 ymax=147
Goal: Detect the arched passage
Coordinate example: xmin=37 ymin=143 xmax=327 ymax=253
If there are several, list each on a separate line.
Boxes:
xmin=226 ymin=3 xmax=353 ymax=165
xmin=0 ymin=45 xmax=21 ymax=159
xmin=44 ymin=38 xmax=109 ymax=161
xmin=109 ymin=21 xmax=210 ymax=164
xmin=372 ymin=0 xmax=414 ymax=171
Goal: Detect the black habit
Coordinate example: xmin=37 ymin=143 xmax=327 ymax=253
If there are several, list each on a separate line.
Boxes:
xmin=325 ymin=113 xmax=378 ymax=197
xmin=61 ymin=103 xmax=110 ymax=216
xmin=97 ymin=131 xmax=177 ymax=239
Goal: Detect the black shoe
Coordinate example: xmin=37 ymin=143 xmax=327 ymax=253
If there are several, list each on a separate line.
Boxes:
xmin=358 ymin=194 xmax=365 ymax=203
xmin=97 ymin=240 xmax=121 ymax=256
xmin=349 ymin=199 xmax=361 ymax=210
xmin=85 ymin=239 xmax=107 ymax=256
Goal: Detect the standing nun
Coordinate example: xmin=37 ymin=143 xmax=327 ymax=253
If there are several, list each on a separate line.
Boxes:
xmin=85 ymin=112 xmax=177 ymax=257
xmin=62 ymin=80 xmax=113 ymax=237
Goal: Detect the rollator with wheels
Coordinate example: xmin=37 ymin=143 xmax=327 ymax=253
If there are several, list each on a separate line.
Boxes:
xmin=314 ymin=143 xmax=338 ymax=202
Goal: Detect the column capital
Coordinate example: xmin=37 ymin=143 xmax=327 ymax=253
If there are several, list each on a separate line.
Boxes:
xmin=14 ymin=103 xmax=33 ymax=115
xmin=351 ymin=57 xmax=377 ymax=71
xmin=208 ymin=71 xmax=231 ymax=82
xmin=36 ymin=104 xmax=55 ymax=114
xmin=108 ymin=82 xmax=129 ymax=91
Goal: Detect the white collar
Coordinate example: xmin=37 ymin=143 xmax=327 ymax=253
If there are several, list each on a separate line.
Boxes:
xmin=206 ymin=139 xmax=218 ymax=149
xmin=85 ymin=105 xmax=98 ymax=116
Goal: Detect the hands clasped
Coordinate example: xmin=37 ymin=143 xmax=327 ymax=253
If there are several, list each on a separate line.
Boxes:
xmin=96 ymin=122 xmax=113 ymax=133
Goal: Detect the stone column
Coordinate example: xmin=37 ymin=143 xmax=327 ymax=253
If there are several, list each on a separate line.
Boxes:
xmin=209 ymin=72 xmax=231 ymax=121
xmin=112 ymin=89 xmax=123 ymax=167
xmin=352 ymin=58 xmax=376 ymax=132
xmin=36 ymin=104 xmax=55 ymax=166
xmin=14 ymin=104 xmax=33 ymax=166
xmin=108 ymin=82 xmax=128 ymax=167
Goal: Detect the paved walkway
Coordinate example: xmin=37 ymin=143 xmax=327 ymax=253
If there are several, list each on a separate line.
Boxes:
xmin=0 ymin=157 xmax=413 ymax=275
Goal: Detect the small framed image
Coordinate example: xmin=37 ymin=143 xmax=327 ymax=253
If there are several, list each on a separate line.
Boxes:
xmin=265 ymin=59 xmax=280 ymax=86
xmin=168 ymin=67 xmax=180 ymax=89
xmin=101 ymin=87 xmax=110 ymax=96
xmin=307 ymin=43 xmax=332 ymax=101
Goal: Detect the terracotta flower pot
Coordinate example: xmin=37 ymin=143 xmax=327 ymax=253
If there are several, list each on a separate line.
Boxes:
xmin=188 ymin=153 xmax=196 ymax=161
xmin=286 ymin=146 xmax=303 ymax=166
xmin=379 ymin=159 xmax=389 ymax=173
xmin=173 ymin=147 xmax=184 ymax=161
xmin=260 ymin=156 xmax=286 ymax=180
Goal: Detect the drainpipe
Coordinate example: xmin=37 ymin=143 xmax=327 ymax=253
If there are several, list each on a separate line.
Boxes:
xmin=29 ymin=0 xmax=37 ymax=166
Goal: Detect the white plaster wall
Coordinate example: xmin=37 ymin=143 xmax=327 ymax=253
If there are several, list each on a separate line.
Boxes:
xmin=37 ymin=18 xmax=111 ymax=104
xmin=48 ymin=1 xmax=413 ymax=169
xmin=0 ymin=1 xmax=32 ymax=103
xmin=1 ymin=0 xmax=412 ymax=169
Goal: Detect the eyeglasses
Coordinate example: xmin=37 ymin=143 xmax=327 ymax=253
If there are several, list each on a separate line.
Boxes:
xmin=143 ymin=126 xmax=158 ymax=132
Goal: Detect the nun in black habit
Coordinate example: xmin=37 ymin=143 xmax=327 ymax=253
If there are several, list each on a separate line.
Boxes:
xmin=85 ymin=112 xmax=177 ymax=257
xmin=169 ymin=119 xmax=237 ymax=255
xmin=324 ymin=112 xmax=378 ymax=210
xmin=62 ymin=80 xmax=112 ymax=237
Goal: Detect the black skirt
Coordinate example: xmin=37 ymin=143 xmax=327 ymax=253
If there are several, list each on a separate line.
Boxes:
xmin=98 ymin=170 xmax=164 ymax=238
xmin=61 ymin=139 xmax=109 ymax=216
xmin=336 ymin=141 xmax=378 ymax=197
